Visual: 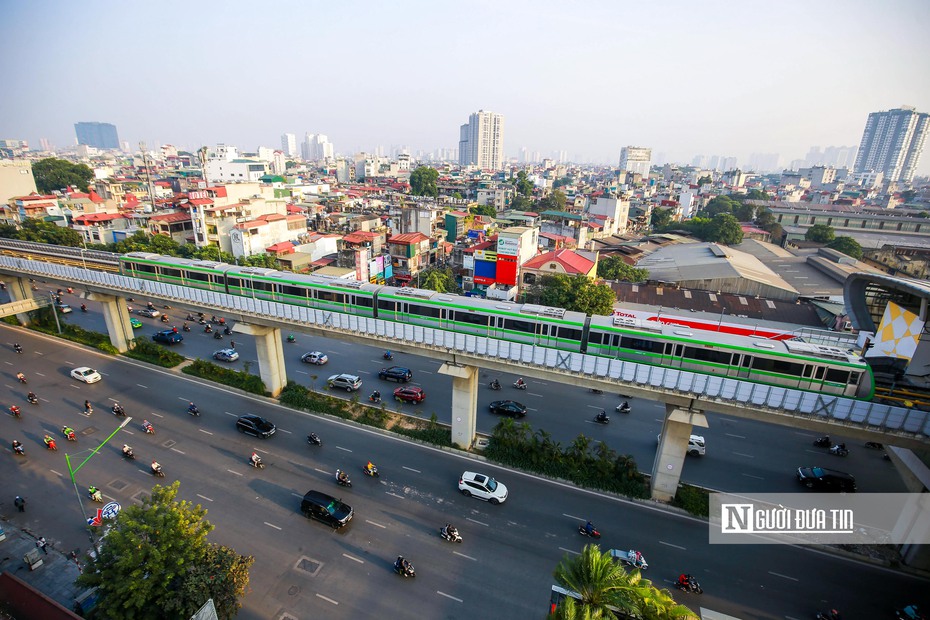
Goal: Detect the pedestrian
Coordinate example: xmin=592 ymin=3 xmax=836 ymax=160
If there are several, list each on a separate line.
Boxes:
xmin=36 ymin=537 xmax=48 ymax=554
xmin=230 ymin=341 xmax=235 ymax=349
xmin=14 ymin=496 xmax=25 ymax=512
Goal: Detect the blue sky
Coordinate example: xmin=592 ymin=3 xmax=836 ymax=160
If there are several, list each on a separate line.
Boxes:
xmin=3 ymin=0 xmax=929 ymax=172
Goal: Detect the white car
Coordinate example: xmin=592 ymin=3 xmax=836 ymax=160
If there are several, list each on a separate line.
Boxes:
xmin=458 ymin=471 xmax=508 ymax=505
xmin=327 ymin=373 xmax=362 ymax=391
xmin=301 ymin=351 xmax=329 ymax=365
xmin=71 ymin=367 xmax=102 ymax=384
xmin=656 ymin=433 xmax=706 ymax=456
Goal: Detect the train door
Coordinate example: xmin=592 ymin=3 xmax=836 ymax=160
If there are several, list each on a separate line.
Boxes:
xmin=737 ymin=354 xmax=752 ymax=379
xmin=666 ymin=343 xmax=684 ymax=369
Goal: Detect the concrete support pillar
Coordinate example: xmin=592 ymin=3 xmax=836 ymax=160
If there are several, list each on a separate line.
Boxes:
xmin=86 ymin=293 xmax=134 ymax=352
xmin=651 ymin=405 xmax=708 ymax=501
xmin=233 ymin=323 xmax=286 ymax=397
xmin=7 ymin=277 xmax=36 ymax=325
xmin=438 ymin=363 xmax=478 ymax=450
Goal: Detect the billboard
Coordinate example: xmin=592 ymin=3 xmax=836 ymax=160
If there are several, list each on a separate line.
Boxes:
xmin=495 ymin=255 xmax=518 ymax=285
xmin=497 ymin=236 xmax=519 ymax=257
xmin=474 ymin=260 xmax=496 ymax=285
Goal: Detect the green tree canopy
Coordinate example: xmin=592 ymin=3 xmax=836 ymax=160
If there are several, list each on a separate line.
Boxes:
xmin=733 ymin=202 xmax=756 ymax=221
xmin=755 ymin=208 xmax=777 ymax=228
xmin=697 ymin=175 xmax=712 ymax=186
xmin=651 ymin=208 xmax=673 ymax=230
xmin=240 ymin=253 xmax=281 ymax=268
xmin=827 ymin=236 xmax=863 ymax=259
xmin=597 ymin=255 xmax=649 ymax=282
xmin=742 ymin=188 xmax=771 ymax=201
xmin=77 ymin=482 xmax=253 ymax=619
xmin=409 ymin=166 xmax=439 ymax=197
xmin=538 ymin=189 xmax=568 ymax=211
xmin=11 ymin=218 xmax=84 ymax=246
xmin=511 ymin=194 xmax=534 ymax=210
xmin=805 ymin=224 xmax=835 ymax=243
xmin=705 ymin=213 xmax=744 ymax=245
xmin=553 ymin=176 xmax=572 ymax=189
xmin=530 ymin=274 xmax=615 ymax=316
xmin=418 ymin=266 xmax=457 ymax=293
xmin=702 ymin=196 xmax=740 ymax=217
xmin=32 ymin=158 xmax=94 ymax=194
xmin=515 ymin=170 xmax=534 ymax=197
xmin=470 ymin=204 xmax=497 ymax=218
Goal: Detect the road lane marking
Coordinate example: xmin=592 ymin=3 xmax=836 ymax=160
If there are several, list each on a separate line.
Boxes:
xmin=768 ymin=571 xmax=798 ymax=581
xmin=527 ymin=392 xmax=543 ymax=397
xmin=725 ymin=433 xmax=746 ymax=439
xmin=418 ymin=370 xmax=433 ymax=374
xmin=342 ymin=554 xmax=364 ymax=564
xmin=403 ymin=466 xmax=421 ymax=473
xmin=742 ymin=473 xmax=764 ymax=480
xmin=227 ymin=469 xmax=243 ymax=476
xmin=316 ymin=594 xmax=339 ymax=605
xmin=196 ymin=494 xmax=213 ymax=502
xmin=314 ymin=468 xmax=330 ymax=475
xmin=562 ymin=513 xmax=586 ymax=522
xmin=198 ymin=429 xmax=213 ymax=435
xmin=50 ymin=469 xmax=64 ymax=477
xmin=224 ymin=411 xmax=237 ymax=417
xmin=366 ymin=519 xmax=386 ymax=529
xmin=453 ymin=551 xmax=477 ymax=561
xmin=151 ymin=412 xmax=164 ymax=418
xmin=178 ymin=397 xmax=189 ymax=401
xmin=35 ymin=372 xmax=45 ymax=377
xmin=732 ymin=452 xmax=755 ymax=458
xmin=437 ymin=591 xmax=463 ymax=603
xmin=466 ymin=517 xmax=488 ymax=527
xmin=336 ymin=446 xmax=352 ymax=452
xmin=296 ymin=370 xmax=308 ymax=375
xmin=40 ymin=398 xmax=50 ymax=403
xmin=658 ymin=541 xmax=686 ymax=550
xmin=586 ymin=405 xmax=603 ymax=409
xmin=532 ymin=380 xmax=548 ymax=385
xmin=70 ymin=385 xmax=81 ymax=389
xmin=171 ymin=448 xmax=185 ymax=455
xmin=277 ymin=428 xmax=291 ymax=435
xmin=264 ymin=522 xmax=281 ymax=530
xmin=558 ymin=547 xmax=580 ymax=555
xmin=387 ymin=492 xmax=405 ymax=499
xmin=527 ymin=407 xmax=538 ymax=412
xmin=136 ymin=384 xmax=148 ymax=389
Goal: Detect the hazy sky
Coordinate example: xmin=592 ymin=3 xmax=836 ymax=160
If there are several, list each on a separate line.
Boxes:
xmin=3 ymin=0 xmax=930 ymax=173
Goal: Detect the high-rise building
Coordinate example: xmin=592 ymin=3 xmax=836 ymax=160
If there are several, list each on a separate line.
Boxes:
xmin=281 ymin=133 xmax=297 ymax=158
xmin=458 ymin=110 xmax=504 ymax=170
xmin=854 ymin=106 xmax=929 ymax=183
xmin=619 ymin=146 xmax=652 ymax=177
xmin=74 ymin=122 xmax=119 ymax=149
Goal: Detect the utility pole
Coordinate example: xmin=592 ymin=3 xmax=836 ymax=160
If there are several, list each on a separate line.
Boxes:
xmin=139 ymin=141 xmax=156 ymax=217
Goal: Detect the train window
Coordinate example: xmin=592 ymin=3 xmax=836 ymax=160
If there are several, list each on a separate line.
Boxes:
xmin=753 ymin=357 xmax=803 ymax=376
xmin=411 ymin=303 xmax=440 ymax=318
xmin=621 ymin=336 xmax=660 ymax=353
xmin=317 ymin=290 xmax=334 ymax=302
xmin=355 ymin=296 xmax=373 ymax=308
xmin=226 ymin=277 xmax=243 ymax=289
xmin=803 ymin=365 xmax=813 ymax=378
xmin=280 ymin=285 xmax=305 ymax=297
xmin=455 ymin=311 xmax=489 ymax=327
xmin=815 ymin=367 xmax=825 ymax=380
xmin=683 ymin=347 xmax=732 ymax=365
xmin=377 ymin=299 xmax=395 ymax=311
xmin=587 ymin=332 xmax=603 ymax=345
xmin=187 ymin=271 xmax=209 ymax=282
xmin=504 ymin=318 xmax=536 ymax=333
xmin=161 ymin=268 xmax=182 ymax=279
xmin=252 ymin=280 xmax=273 ymax=293
xmin=848 ymin=371 xmax=861 ymax=385
xmin=826 ymin=368 xmax=850 ymax=384
xmin=133 ymin=263 xmax=156 ymax=274
xmin=558 ymin=327 xmax=583 ymax=341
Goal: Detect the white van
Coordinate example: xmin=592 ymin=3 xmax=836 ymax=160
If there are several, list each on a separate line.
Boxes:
xmin=657 ymin=433 xmax=706 ymax=457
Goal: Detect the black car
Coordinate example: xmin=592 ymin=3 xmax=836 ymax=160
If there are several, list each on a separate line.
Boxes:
xmin=797 ymin=466 xmax=857 ymax=492
xmin=300 ymin=490 xmax=354 ymax=528
xmin=489 ymin=400 xmax=527 ymax=418
xmin=236 ymin=414 xmax=276 ymax=439
xmin=378 ymin=366 xmax=413 ymax=382
xmin=152 ymin=329 xmax=183 ymax=345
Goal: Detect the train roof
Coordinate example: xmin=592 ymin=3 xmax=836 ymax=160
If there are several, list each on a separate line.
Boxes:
xmin=589 ymin=313 xmax=866 ymax=365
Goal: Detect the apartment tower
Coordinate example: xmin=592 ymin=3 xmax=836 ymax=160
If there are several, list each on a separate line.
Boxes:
xmin=854 ymin=106 xmax=929 ymax=183
xmin=458 ymin=110 xmax=504 ymax=170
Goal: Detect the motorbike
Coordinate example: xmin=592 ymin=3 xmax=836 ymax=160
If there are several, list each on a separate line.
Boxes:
xmin=143 ymin=422 xmax=156 ymax=435
xmin=383 ymin=351 xmax=394 ymax=361
xmin=307 ymin=433 xmax=322 ymax=446
xmin=223 ymin=326 xmax=232 ymax=335
xmin=152 ymin=464 xmax=165 ymax=478
xmin=122 ymin=447 xmax=135 ymax=460
xmin=363 ymin=464 xmax=380 ymax=478
xmin=160 ymin=315 xmax=169 ymax=323
xmin=286 ymin=335 xmax=296 ymax=343
xmin=204 ymin=325 xmax=213 ymax=333
xmin=80 ymin=304 xmax=88 ymax=312
xmin=88 ymin=488 xmax=103 ymax=503
xmin=335 ymin=469 xmax=352 ymax=487
xmin=591 ymin=388 xmax=604 ymax=395
xmin=249 ymin=457 xmax=265 ymax=469
xmin=182 ymin=324 xmax=191 ymax=332
xmin=14 ymin=344 xmax=23 ymax=354
xmin=513 ymin=381 xmax=527 ymax=390
xmin=489 ymin=381 xmax=502 ymax=391
xmin=45 ymin=438 xmax=58 ymax=451
xmin=616 ymin=402 xmax=631 ymax=414
xmin=213 ymin=331 xmax=223 ymax=340
xmin=27 ymin=394 xmax=38 ymax=405
xmin=12 ymin=442 xmax=25 ymax=456
xmin=188 ymin=405 xmax=200 ymax=417
xmin=578 ymin=524 xmax=601 ymax=539
xmin=830 ymin=445 xmax=849 ymax=457
xmin=369 ymin=393 xmax=382 ymax=404
xmin=815 ymin=611 xmax=841 ymax=620
xmin=112 ymin=404 xmax=126 ymax=417
xmin=675 ymin=576 xmax=703 ymax=594
xmin=62 ymin=428 xmax=76 ymax=441
xmin=864 ymin=441 xmax=884 ymax=450
xmin=895 ymin=604 xmax=924 ymax=620
xmin=594 ymin=411 xmax=610 ymax=424
xmin=186 ymin=314 xmax=196 ymax=321
xmin=440 ymin=525 xmax=463 ymax=543
xmin=10 ymin=406 xmax=21 ymax=418
xmin=813 ymin=436 xmax=831 ymax=448
xmin=17 ymin=374 xmax=27 ymax=384
xmin=394 ymin=557 xmax=415 ymax=578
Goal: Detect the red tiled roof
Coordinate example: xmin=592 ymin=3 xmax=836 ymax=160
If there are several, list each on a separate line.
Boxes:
xmin=265 ymin=241 xmax=295 ymax=252
xmin=188 ymin=198 xmax=213 ymax=205
xmin=149 ymin=212 xmax=191 ymax=223
xmin=522 ymin=249 xmax=595 ymax=275
xmin=286 ymin=204 xmax=304 ymax=214
xmin=462 ymin=239 xmax=497 ymax=254
xmin=14 ymin=193 xmax=57 ymax=201
xmin=74 ymin=213 xmax=126 ymax=224
xmin=88 ymin=190 xmax=104 ymax=203
xmin=344 ymin=231 xmax=377 ymax=243
xmin=388 ymin=232 xmax=429 ymax=244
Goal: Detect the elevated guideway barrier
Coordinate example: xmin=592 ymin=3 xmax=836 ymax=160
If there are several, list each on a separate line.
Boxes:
xmin=2 ymin=254 xmax=928 ymax=441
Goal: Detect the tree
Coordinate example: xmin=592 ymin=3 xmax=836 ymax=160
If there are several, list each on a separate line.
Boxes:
xmin=827 ymin=236 xmax=863 ymax=259
xmin=742 ymin=189 xmax=771 ymax=201
xmin=705 ymin=213 xmax=744 ymax=245
xmin=32 ymin=158 xmax=94 ymax=194
xmin=553 ymin=545 xmax=699 ymax=620
xmin=515 ymin=170 xmax=534 ymax=197
xmin=553 ymin=176 xmax=572 ymax=189
xmin=805 ymin=224 xmax=835 ymax=243
xmin=452 ymin=192 xmax=463 ymax=200
xmin=755 ymin=208 xmax=777 ymax=228
xmin=539 ymin=189 xmax=568 ymax=211
xmin=733 ymin=202 xmax=756 ymax=222
xmin=702 ymin=196 xmax=739 ymax=217
xmin=77 ymin=482 xmax=253 ymax=619
xmin=597 ymin=255 xmax=649 ymax=282
xmin=651 ymin=208 xmax=673 ymax=230
xmin=511 ymin=194 xmax=533 ymax=210
xmin=696 ymin=175 xmax=712 ymax=186
xmin=241 ymin=253 xmax=281 ymax=268
xmin=532 ymin=275 xmax=616 ymax=316
xmin=418 ymin=266 xmax=457 ymax=293
xmin=409 ymin=166 xmax=439 ymax=197
xmin=470 ymin=204 xmax=497 ymax=218
xmin=17 ymin=218 xmax=84 ymax=246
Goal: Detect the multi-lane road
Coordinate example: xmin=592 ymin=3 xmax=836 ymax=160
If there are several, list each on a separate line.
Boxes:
xmin=1 ymin=290 xmax=922 ymax=619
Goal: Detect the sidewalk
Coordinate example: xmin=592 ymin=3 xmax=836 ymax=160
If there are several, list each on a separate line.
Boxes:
xmin=0 ymin=520 xmax=84 ymax=611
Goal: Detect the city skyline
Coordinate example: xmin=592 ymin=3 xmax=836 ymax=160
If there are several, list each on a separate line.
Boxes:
xmin=2 ymin=0 xmax=929 ymax=174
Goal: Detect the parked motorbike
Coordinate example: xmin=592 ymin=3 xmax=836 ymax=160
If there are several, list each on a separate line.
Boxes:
xmin=440 ymin=525 xmax=463 ymax=543
xmin=335 ymin=469 xmax=352 ymax=487
xmin=578 ymin=524 xmax=601 ymax=539
xmin=513 ymin=381 xmax=527 ymax=390
xmin=813 ymin=436 xmax=831 ymax=448
xmin=488 ymin=380 xmax=502 ymax=391
xmin=394 ymin=556 xmax=415 ymax=578
xmin=307 ymin=433 xmax=322 ymax=446
xmin=594 ymin=411 xmax=610 ymax=424
xmin=616 ymin=401 xmax=631 ymax=414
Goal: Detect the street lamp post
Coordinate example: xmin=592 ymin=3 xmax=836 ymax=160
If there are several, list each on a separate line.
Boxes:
xmin=65 ymin=417 xmax=132 ymax=555
xmin=48 ymin=293 xmax=62 ymax=334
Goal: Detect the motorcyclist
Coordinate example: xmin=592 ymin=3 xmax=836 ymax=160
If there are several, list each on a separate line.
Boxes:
xmin=12 ymin=440 xmax=24 ymax=455
xmin=337 ymin=470 xmax=349 ymax=484
xmin=62 ymin=425 xmax=76 ymax=440
xmin=490 ymin=378 xmax=501 ymax=390
xmin=143 ymin=420 xmax=154 ymax=433
xmin=830 ymin=442 xmax=847 ymax=454
xmin=618 ymin=400 xmax=630 ymax=410
xmin=445 ymin=523 xmax=458 ymax=539
xmin=27 ymin=391 xmax=37 ymax=404
xmin=584 ymin=520 xmax=595 ymax=536
xmin=151 ymin=459 xmax=162 ymax=473
xmin=384 ymin=350 xmax=393 ymax=359
xmin=188 ymin=402 xmax=198 ymax=414
xmin=596 ymin=410 xmax=608 ymax=422
xmin=112 ymin=402 xmax=124 ymax=416
xmin=370 ymin=390 xmax=381 ymax=402
xmin=366 ymin=461 xmax=376 ymax=475
xmin=204 ymin=324 xmax=213 ymax=333
xmin=16 ymin=372 xmax=26 ymax=383
xmin=147 ymin=302 xmax=155 ymax=310
xmin=515 ymin=377 xmax=526 ymax=387
xmin=213 ymin=330 xmax=223 ymax=339
xmin=122 ymin=444 xmax=134 ymax=457
xmin=396 ymin=555 xmax=412 ymax=573
xmin=308 ymin=432 xmax=321 ymax=444
xmin=44 ymin=434 xmax=55 ymax=449
xmin=84 ymin=400 xmax=93 ymax=414
xmin=10 ymin=405 xmax=21 ymax=417
xmin=80 ymin=303 xmax=87 ymax=312
xmin=88 ymin=486 xmax=102 ymax=502
xmin=160 ymin=314 xmax=169 ymax=323
xmin=182 ymin=322 xmax=190 ymax=331
xmin=186 ymin=313 xmax=195 ymax=321
xmin=286 ymin=334 xmax=296 ymax=343
xmin=251 ymin=451 xmax=262 ymax=467
xmin=13 ymin=343 xmax=22 ymax=353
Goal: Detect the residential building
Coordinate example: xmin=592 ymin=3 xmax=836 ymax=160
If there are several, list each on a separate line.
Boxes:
xmin=458 ymin=110 xmax=504 ymax=170
xmin=1 ymin=193 xmax=61 ymax=225
xmin=0 ymin=160 xmax=38 ymax=204
xmin=281 ymin=133 xmax=297 ymax=157
xmin=585 ymin=193 xmax=630 ymax=235
xmin=302 ymin=133 xmax=334 ymax=161
xmin=476 ymin=185 xmax=514 ymax=210
xmin=521 ymin=249 xmax=598 ymax=288
xmin=205 ymin=158 xmax=268 ymax=183
xmin=229 ymin=213 xmax=307 ymax=258
xmin=74 ymin=122 xmax=119 ymax=149
xmin=854 ymin=106 xmax=929 ymax=183
xmin=149 ymin=212 xmax=194 ymax=245
xmin=387 ymin=232 xmax=431 ymax=284
xmin=619 ymin=146 xmax=652 ymax=178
